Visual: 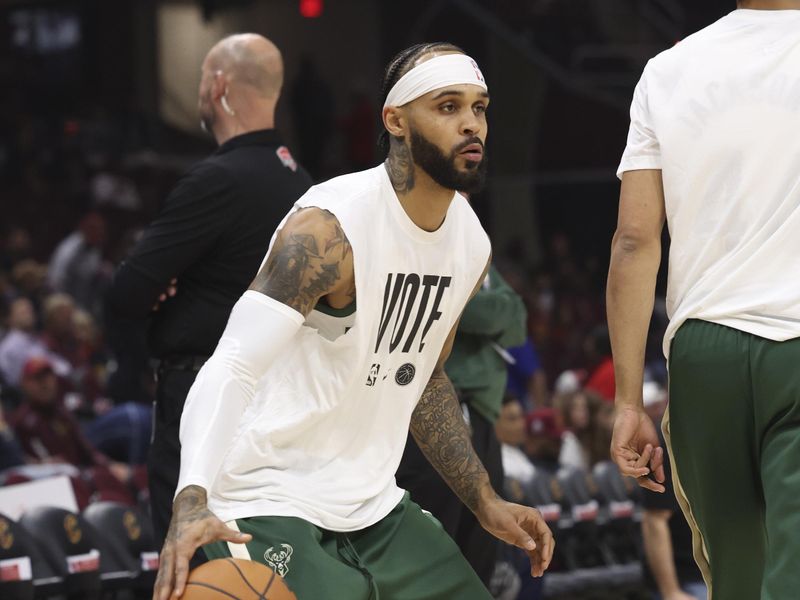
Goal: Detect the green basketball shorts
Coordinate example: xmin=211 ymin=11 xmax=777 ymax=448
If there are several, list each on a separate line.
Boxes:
xmin=203 ymin=492 xmax=492 ymax=600
xmin=665 ymin=319 xmax=800 ymax=600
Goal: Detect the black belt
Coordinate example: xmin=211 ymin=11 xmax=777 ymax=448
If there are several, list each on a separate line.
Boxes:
xmin=158 ymin=355 xmax=209 ymax=372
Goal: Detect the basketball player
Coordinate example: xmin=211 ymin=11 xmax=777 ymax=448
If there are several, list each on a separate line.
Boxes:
xmin=153 ymin=43 xmax=554 ymax=600
xmin=609 ymin=2 xmax=800 ymax=599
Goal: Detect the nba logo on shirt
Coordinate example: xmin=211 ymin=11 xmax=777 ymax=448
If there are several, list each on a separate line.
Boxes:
xmin=276 ymin=146 xmax=298 ymax=172
xmin=366 ymin=363 xmax=380 ymax=387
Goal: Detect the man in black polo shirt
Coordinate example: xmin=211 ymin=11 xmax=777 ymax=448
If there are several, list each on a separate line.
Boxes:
xmin=107 ymin=33 xmax=312 ymax=546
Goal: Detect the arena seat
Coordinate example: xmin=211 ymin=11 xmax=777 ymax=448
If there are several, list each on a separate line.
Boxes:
xmin=593 ymin=461 xmax=642 ymax=565
xmin=0 ymin=511 xmax=64 ymax=599
xmin=83 ymin=502 xmax=159 ymax=592
xmin=523 ymin=468 xmax=563 ymax=524
xmin=593 ymin=461 xmax=637 ymax=516
xmin=522 ymin=468 xmax=578 ymax=580
xmin=0 ymin=513 xmax=40 ymax=600
xmin=18 ymin=507 xmax=102 ymax=599
xmin=555 ymin=466 xmax=612 ymax=568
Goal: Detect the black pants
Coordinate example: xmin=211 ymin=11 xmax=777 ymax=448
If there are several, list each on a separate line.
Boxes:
xmin=396 ymin=403 xmax=504 ymax=588
xmin=148 ymin=366 xmax=200 ymax=548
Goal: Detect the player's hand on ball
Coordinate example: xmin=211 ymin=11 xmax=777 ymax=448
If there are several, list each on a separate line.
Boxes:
xmin=477 ymin=498 xmax=554 ymax=577
xmin=153 ymin=485 xmax=251 ymax=600
xmin=611 ymin=404 xmax=666 ymax=493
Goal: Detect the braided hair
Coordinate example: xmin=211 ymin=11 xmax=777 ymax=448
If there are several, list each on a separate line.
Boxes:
xmin=377 ymin=42 xmax=464 ymax=158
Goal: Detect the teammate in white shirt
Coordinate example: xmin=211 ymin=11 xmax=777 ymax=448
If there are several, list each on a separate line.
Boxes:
xmin=608 ymin=2 xmax=800 ymax=599
xmin=153 ymin=43 xmax=553 ymax=600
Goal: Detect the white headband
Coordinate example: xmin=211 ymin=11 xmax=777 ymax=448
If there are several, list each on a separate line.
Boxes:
xmin=383 ymin=54 xmax=488 ymax=109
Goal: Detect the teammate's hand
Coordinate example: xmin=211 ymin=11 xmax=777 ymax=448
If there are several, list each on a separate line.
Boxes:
xmin=477 ymin=498 xmax=554 ymax=577
xmin=611 ymin=404 xmax=666 ymax=493
xmin=153 ymin=486 xmax=251 ymax=600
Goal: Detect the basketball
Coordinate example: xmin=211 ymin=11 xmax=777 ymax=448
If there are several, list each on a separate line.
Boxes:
xmin=182 ymin=558 xmax=297 ymax=600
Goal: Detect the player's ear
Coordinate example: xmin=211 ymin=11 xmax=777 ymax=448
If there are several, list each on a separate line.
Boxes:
xmin=382 ymin=106 xmax=407 ymax=139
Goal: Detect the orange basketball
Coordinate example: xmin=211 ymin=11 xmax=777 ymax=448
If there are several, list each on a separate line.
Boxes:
xmin=183 ymin=558 xmax=297 ymax=600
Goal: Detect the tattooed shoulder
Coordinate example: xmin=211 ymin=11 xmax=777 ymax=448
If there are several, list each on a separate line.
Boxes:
xmin=250 ymin=208 xmax=354 ymax=316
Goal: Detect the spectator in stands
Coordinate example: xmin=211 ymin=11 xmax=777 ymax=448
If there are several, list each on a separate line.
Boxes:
xmin=583 ymin=325 xmax=615 ymax=402
xmin=40 ymin=293 xmax=79 ymax=378
xmin=524 ymin=408 xmax=564 ymax=475
xmin=84 ymin=401 xmax=152 ymax=465
xmin=495 ymin=426 xmax=549 ymax=600
xmin=47 ymin=212 xmax=111 ymax=317
xmin=552 ymin=368 xmax=586 ymax=396
xmin=72 ymin=308 xmax=100 ymax=356
xmin=494 ymin=397 xmax=546 ymax=600
xmin=641 ymin=383 xmax=706 ymax=600
xmin=506 ymin=337 xmax=548 ymax=410
xmin=0 ymin=226 xmax=33 ymax=274
xmin=10 ymin=259 xmax=47 ymax=307
xmin=90 ymin=157 xmax=143 ymax=211
xmin=496 ymin=395 xmax=536 ymax=487
xmin=9 ymin=356 xmax=135 ymax=505
xmin=555 ymin=390 xmax=593 ymax=470
xmin=68 ymin=307 xmax=107 ymax=405
xmin=559 ymin=389 xmax=612 ymax=468
xmin=0 ymin=406 xmax=25 ymax=471
xmin=0 ymin=297 xmax=48 ymax=388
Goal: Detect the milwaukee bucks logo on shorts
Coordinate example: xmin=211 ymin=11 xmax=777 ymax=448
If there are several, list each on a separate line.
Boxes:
xmin=264 ymin=543 xmax=293 ymax=577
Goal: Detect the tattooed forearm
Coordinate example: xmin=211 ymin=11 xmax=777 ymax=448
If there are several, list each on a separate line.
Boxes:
xmin=385 ymin=136 xmax=415 ymax=193
xmin=250 ymin=208 xmax=353 ymax=316
xmin=410 ymin=368 xmax=493 ymax=512
xmin=167 ymin=485 xmax=213 ymax=541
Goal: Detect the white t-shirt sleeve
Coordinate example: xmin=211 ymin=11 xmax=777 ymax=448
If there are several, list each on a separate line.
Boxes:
xmin=617 ymin=63 xmax=662 ymax=179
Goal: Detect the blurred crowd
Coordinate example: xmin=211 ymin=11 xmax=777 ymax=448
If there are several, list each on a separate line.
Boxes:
xmin=0 ymin=216 xmax=151 ymax=508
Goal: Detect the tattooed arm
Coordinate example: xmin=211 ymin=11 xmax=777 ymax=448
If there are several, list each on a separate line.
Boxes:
xmin=250 ymin=207 xmax=355 ymax=312
xmin=409 ymin=258 xmax=491 ymax=510
xmin=154 ymin=208 xmax=353 ymax=600
xmin=409 ymin=260 xmax=555 ymax=578
xmin=410 ymin=351 xmax=494 ymax=512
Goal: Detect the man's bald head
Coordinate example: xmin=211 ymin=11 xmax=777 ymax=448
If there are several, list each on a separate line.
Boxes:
xmin=206 ymin=33 xmax=283 ymax=99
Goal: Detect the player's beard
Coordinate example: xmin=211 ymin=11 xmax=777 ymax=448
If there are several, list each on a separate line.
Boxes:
xmin=409 ymin=128 xmax=488 ymax=194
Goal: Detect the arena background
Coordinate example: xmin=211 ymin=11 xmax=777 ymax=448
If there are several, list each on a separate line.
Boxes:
xmin=2 ymin=0 xmax=732 ymax=266
xmin=0 ymin=1 xmax=735 ymax=599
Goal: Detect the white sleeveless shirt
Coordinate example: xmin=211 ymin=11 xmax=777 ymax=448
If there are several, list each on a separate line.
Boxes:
xmin=207 ymin=165 xmax=491 ymax=531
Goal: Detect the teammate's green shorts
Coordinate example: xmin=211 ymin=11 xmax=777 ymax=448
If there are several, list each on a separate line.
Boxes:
xmin=666 ymin=319 xmax=800 ymax=600
xmin=203 ymin=492 xmax=492 ymax=600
